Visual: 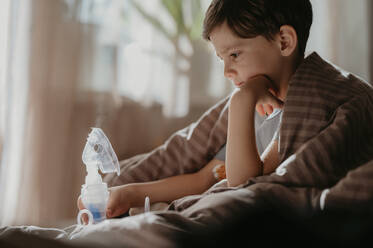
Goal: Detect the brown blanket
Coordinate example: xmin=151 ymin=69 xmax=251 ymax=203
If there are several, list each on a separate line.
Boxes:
xmin=105 ymin=52 xmax=373 ymax=219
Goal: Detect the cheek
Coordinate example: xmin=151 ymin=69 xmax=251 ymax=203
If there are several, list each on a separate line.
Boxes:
xmin=241 ymin=58 xmax=269 ymax=78
xmin=252 ymin=51 xmax=281 ymax=75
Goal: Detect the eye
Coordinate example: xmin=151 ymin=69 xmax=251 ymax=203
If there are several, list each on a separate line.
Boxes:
xmin=230 ymin=52 xmax=240 ymax=59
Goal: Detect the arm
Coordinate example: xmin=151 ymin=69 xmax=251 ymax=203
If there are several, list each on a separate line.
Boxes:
xmin=261 ymin=139 xmax=280 ymax=175
xmin=103 ymin=95 xmax=230 ymax=187
xmin=225 ymin=76 xmax=283 ymax=186
xmin=90 ymin=158 xmax=224 ymax=218
xmin=226 ymin=93 xmax=261 ymax=186
xmin=124 ymin=158 xmax=224 ymax=206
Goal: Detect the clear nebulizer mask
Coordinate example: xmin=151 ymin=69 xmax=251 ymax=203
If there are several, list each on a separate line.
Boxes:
xmin=77 ymin=128 xmax=120 ymax=225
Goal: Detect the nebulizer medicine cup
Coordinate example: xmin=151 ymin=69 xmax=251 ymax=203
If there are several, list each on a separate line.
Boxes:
xmin=78 ymin=183 xmax=110 ymax=225
xmin=77 ymin=128 xmax=120 ymax=226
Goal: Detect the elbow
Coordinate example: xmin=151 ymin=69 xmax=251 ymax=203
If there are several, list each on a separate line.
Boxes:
xmin=227 ymin=176 xmax=255 ymax=187
xmin=227 ymin=180 xmax=240 ymax=187
xmin=226 ymin=162 xmax=263 ymax=187
xmin=226 ymin=176 xmax=249 ymax=187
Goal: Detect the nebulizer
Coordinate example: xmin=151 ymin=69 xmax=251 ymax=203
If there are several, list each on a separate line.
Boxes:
xmin=77 ymin=128 xmax=120 ymax=225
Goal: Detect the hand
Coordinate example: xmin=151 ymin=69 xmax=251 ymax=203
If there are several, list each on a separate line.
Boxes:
xmin=231 ymin=75 xmax=284 ymax=116
xmin=105 ymin=185 xmax=134 ymax=218
xmin=77 ymin=195 xmax=88 ymax=224
xmin=77 ymin=185 xmax=134 ymax=224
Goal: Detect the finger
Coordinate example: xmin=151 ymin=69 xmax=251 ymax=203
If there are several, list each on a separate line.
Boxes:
xmin=77 ymin=196 xmax=89 ymax=224
xmin=108 ymin=208 xmax=120 ymax=218
xmin=106 ymin=209 xmax=113 ymax=218
xmin=82 ymin=213 xmax=88 ymax=225
xmin=107 ymin=206 xmax=126 ymax=218
xmin=77 ymin=196 xmax=85 ymax=210
xmin=265 ymin=76 xmax=280 ymax=93
xmin=263 ymin=104 xmax=274 ymax=116
xmin=267 ymin=94 xmax=284 ymax=109
xmin=106 ymin=197 xmax=115 ymax=218
xmin=106 ymin=190 xmax=122 ymax=218
xmin=106 ymin=195 xmax=129 ymax=218
xmin=268 ymin=88 xmax=277 ymax=97
xmin=272 ymin=97 xmax=284 ymax=109
xmin=106 ymin=204 xmax=116 ymax=218
xmin=256 ymin=104 xmax=266 ymax=116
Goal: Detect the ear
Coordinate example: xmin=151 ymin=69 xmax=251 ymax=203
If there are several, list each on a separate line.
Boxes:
xmin=276 ymin=25 xmax=298 ymax=57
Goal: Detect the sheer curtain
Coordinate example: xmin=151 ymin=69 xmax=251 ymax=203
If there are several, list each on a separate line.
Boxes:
xmin=0 ymin=0 xmax=122 ymax=227
xmin=308 ymin=0 xmax=371 ymax=83
xmin=0 ymin=0 xmax=32 ymax=226
xmin=0 ymin=0 xmax=10 ymax=173
xmin=0 ymin=0 xmax=228 ymax=227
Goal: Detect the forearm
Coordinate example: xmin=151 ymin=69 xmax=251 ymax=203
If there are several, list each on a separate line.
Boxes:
xmin=126 ymin=159 xmax=221 ymax=207
xmin=226 ymin=94 xmax=262 ymax=187
xmin=261 ymin=140 xmax=280 ymax=175
xmin=126 ymin=174 xmax=203 ymax=207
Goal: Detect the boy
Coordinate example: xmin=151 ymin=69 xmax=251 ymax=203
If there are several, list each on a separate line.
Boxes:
xmin=78 ymin=0 xmax=313 ymax=219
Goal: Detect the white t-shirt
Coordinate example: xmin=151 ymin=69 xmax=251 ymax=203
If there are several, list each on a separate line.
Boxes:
xmin=214 ymin=108 xmax=282 ymax=161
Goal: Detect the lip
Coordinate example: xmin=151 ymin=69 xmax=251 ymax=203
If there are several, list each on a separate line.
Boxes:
xmin=234 ymin=82 xmax=244 ymax=87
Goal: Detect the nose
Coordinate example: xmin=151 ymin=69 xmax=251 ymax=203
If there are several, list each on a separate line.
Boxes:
xmin=224 ymin=62 xmax=235 ymax=80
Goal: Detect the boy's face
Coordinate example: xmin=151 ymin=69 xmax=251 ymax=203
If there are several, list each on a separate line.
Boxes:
xmin=209 ymin=21 xmax=284 ymax=90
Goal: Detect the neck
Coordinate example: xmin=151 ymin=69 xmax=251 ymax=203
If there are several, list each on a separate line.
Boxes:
xmin=277 ymin=54 xmax=304 ymax=102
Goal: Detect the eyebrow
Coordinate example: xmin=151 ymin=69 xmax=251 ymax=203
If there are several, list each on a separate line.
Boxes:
xmin=220 ymin=47 xmax=232 ymax=54
xmin=217 ymin=46 xmax=240 ymax=58
xmin=220 ymin=47 xmax=231 ymax=55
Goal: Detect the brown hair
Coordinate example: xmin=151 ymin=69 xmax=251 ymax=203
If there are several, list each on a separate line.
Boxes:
xmin=203 ymin=0 xmax=313 ymax=56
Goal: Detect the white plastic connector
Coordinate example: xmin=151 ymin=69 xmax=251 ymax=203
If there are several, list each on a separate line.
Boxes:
xmin=144 ymin=196 xmax=150 ymax=213
xmin=85 ymin=163 xmax=103 ymax=185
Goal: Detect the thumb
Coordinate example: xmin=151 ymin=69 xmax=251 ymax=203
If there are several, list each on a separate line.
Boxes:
xmin=267 ymin=86 xmax=284 ymax=108
xmin=106 ymin=205 xmax=125 ymax=218
xmin=106 ymin=196 xmax=126 ymax=218
xmin=77 ymin=195 xmax=85 ymax=210
xmin=106 ymin=197 xmax=117 ymax=218
xmin=268 ymin=87 xmax=278 ymax=97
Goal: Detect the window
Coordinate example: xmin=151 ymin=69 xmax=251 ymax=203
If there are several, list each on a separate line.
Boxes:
xmin=64 ymin=0 xmax=231 ymax=117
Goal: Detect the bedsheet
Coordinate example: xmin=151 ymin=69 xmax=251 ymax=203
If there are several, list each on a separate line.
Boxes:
xmin=0 ymin=213 xmax=201 ymax=247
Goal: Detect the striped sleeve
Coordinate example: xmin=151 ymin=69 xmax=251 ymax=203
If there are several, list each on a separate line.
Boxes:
xmin=104 ymin=94 xmax=230 ymax=187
